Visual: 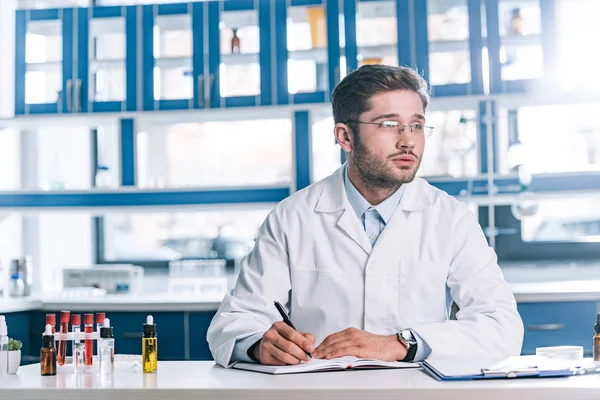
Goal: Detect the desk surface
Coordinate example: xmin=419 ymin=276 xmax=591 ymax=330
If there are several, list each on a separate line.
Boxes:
xmin=1 ymin=361 xmax=600 ymax=400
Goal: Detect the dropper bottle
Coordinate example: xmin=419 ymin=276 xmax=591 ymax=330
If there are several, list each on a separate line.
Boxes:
xmin=142 ymin=315 xmax=157 ymax=373
xmin=40 ymin=324 xmax=57 ymax=376
xmin=594 ymin=313 xmax=600 ymax=361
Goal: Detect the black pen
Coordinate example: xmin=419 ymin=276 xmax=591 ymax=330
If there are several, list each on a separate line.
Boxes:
xmin=273 ymin=301 xmax=312 ymax=358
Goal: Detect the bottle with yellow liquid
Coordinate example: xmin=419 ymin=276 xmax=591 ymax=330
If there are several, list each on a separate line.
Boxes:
xmin=142 ymin=315 xmax=157 ymax=373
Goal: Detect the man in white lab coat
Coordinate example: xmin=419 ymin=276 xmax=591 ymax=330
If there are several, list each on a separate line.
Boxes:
xmin=207 ymin=65 xmax=524 ymax=368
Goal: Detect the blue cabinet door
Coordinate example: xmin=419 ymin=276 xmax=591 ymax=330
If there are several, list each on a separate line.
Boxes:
xmin=141 ymin=3 xmax=204 ymax=111
xmin=107 ymin=312 xmax=186 ymax=360
xmin=342 ymin=0 xmax=411 ymax=75
xmin=205 ymin=0 xmax=274 ymax=109
xmin=3 ymin=312 xmax=32 ymax=364
xmin=15 ymin=8 xmax=74 ymax=115
xmin=76 ymin=6 xmax=138 ymax=113
xmin=274 ymin=0 xmax=341 ymax=105
xmin=518 ymin=301 xmax=597 ymax=355
xmin=485 ymin=0 xmax=556 ymax=94
xmin=413 ymin=0 xmax=484 ymax=97
xmin=188 ymin=311 xmax=216 ymax=360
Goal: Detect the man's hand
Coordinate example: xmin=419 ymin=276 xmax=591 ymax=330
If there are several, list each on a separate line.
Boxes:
xmin=251 ymin=322 xmax=316 ymax=366
xmin=312 ymin=328 xmax=407 ymax=361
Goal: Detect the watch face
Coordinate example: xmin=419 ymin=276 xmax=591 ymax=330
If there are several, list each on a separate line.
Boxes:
xmin=401 ymin=330 xmax=416 ymax=344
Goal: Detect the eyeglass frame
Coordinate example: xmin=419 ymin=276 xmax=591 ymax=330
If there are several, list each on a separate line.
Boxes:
xmin=344 ymin=120 xmax=435 ymax=138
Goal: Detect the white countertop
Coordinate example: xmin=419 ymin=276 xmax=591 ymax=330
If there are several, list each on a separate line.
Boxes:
xmin=1 ymin=362 xmax=600 ymax=400
xmin=511 ymin=280 xmax=600 ymax=302
xmin=3 ymin=280 xmax=600 ymax=315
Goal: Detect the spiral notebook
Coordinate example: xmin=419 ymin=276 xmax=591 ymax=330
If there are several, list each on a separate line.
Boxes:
xmin=232 ymin=356 xmax=420 ymax=375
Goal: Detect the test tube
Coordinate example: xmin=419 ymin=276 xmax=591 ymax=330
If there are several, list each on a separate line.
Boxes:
xmin=84 ymin=314 xmax=94 ymax=366
xmin=71 ymin=314 xmax=81 ymax=369
xmin=57 ymin=310 xmax=70 ymax=366
xmin=95 ymin=313 xmax=105 ymax=358
xmin=45 ymin=314 xmax=56 ymax=334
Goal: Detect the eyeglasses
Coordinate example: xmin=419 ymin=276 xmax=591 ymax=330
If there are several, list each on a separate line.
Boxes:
xmin=346 ymin=120 xmax=434 ymax=138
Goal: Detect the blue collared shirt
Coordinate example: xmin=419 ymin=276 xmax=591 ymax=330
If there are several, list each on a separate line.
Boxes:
xmin=343 ymin=166 xmax=405 ymax=246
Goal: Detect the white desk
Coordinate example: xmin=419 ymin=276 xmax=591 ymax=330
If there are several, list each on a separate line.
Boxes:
xmin=1 ymin=362 xmax=600 ymax=400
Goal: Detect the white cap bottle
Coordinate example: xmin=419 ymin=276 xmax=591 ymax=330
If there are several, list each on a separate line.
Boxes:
xmin=0 ymin=316 xmax=8 ymax=377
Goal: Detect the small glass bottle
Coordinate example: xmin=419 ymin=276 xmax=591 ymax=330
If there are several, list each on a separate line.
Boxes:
xmin=40 ymin=324 xmax=57 ymax=376
xmin=231 ymin=28 xmax=240 ymax=54
xmin=142 ymin=315 xmax=157 ymax=373
xmin=594 ymin=313 xmax=600 ymax=362
xmin=71 ymin=314 xmax=83 ymax=371
xmin=98 ymin=318 xmax=114 ymax=375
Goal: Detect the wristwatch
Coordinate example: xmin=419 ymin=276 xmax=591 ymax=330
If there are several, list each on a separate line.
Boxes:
xmin=397 ymin=330 xmax=418 ymax=362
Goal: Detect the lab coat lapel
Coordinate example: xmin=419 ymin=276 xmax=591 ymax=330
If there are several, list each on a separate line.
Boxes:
xmin=368 ymin=178 xmax=433 ymax=274
xmin=314 ymin=166 xmax=372 ymax=255
xmin=336 ymin=208 xmax=372 ymax=254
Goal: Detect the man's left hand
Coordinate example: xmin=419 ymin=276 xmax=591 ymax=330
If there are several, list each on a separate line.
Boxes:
xmin=312 ymin=328 xmax=407 ymax=361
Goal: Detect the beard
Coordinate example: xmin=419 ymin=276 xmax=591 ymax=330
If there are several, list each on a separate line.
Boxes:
xmin=353 ymin=137 xmax=421 ymax=192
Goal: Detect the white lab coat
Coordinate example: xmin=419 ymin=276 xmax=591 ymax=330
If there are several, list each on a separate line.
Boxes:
xmin=207 ymin=166 xmax=524 ymax=367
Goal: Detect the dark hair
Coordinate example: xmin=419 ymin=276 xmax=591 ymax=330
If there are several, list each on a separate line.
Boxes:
xmin=331 ymin=65 xmax=430 ymax=126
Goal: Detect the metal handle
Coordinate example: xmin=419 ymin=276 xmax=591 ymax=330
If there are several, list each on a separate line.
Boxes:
xmin=206 ymin=74 xmax=215 ymax=108
xmin=123 ymin=332 xmax=143 ymax=340
xmin=74 ymin=79 xmax=82 ymax=112
xmin=527 ymin=323 xmax=565 ymax=331
xmin=66 ymin=79 xmax=73 ymax=112
xmin=197 ymin=74 xmax=204 ymax=107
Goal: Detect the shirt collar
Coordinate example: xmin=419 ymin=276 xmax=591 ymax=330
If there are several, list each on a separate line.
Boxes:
xmin=343 ymin=165 xmax=405 ymax=223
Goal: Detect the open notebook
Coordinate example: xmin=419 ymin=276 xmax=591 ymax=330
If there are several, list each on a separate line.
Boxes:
xmin=232 ymin=356 xmax=420 ymax=375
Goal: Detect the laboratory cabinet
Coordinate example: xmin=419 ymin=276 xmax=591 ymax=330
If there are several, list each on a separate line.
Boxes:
xmin=2 ymin=301 xmax=599 ymax=363
xmin=517 ymin=301 xmax=598 ymax=356
xmin=15 ymin=5 xmax=138 ymax=115
xmin=14 ymin=0 xmax=559 ymax=116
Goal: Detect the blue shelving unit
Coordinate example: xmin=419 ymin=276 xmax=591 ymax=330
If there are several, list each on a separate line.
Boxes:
xmin=0 ymin=188 xmax=291 ymax=210
xmin=8 ymin=0 xmax=600 ymax=213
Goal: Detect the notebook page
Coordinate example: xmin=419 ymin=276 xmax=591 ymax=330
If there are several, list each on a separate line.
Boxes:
xmin=233 ymin=357 xmax=355 ymax=374
xmin=352 ymin=358 xmax=420 ymax=369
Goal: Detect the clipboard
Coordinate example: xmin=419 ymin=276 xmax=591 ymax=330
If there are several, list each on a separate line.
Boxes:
xmin=422 ymin=356 xmax=600 ymax=381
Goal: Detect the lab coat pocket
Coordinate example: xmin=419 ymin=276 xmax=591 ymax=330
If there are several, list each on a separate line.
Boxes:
xmin=398 ymin=259 xmax=449 ymax=324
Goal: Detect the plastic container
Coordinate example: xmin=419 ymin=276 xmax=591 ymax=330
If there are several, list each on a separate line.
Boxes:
xmin=536 ymin=346 xmax=583 ymax=360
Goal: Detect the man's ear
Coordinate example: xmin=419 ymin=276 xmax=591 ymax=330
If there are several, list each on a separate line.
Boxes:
xmin=334 ymin=123 xmax=353 ymax=153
